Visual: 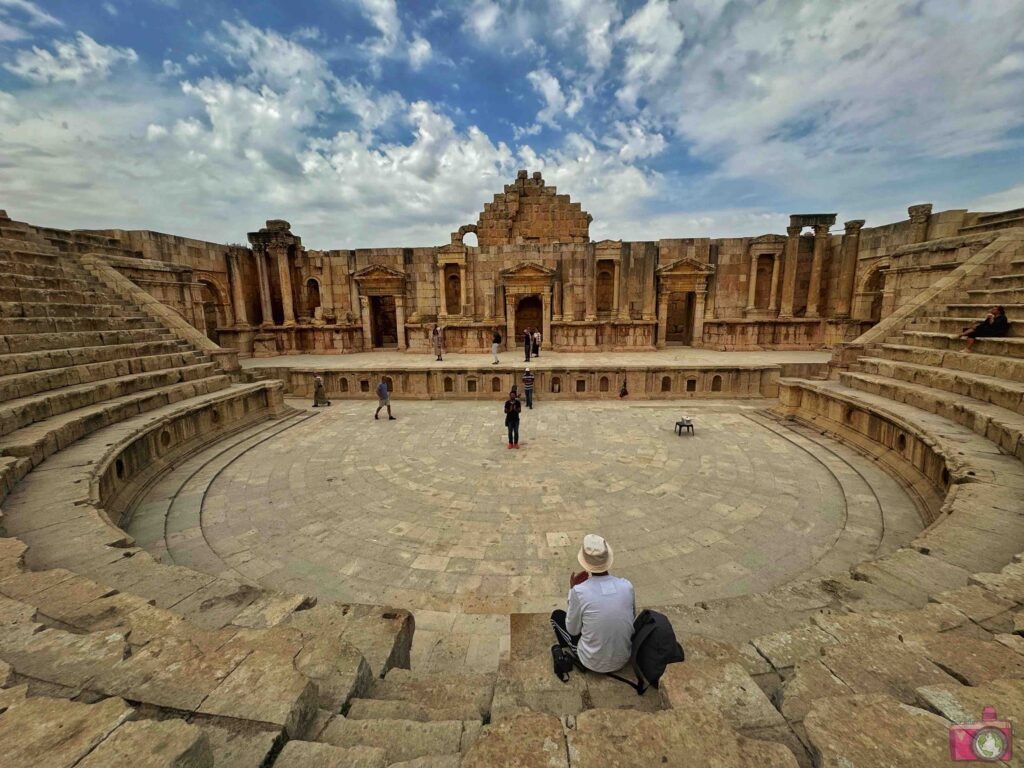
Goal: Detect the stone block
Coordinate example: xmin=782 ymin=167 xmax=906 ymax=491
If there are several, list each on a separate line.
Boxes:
xmin=661 ymin=660 xmax=785 ymax=730
xmin=273 ymin=740 xmax=386 ymax=768
xmin=817 ymin=637 xmax=959 ymax=705
xmin=463 ymin=709 xmax=567 ymax=768
xmin=318 ymin=716 xmax=463 ymax=763
xmin=77 ymin=719 xmax=213 ymax=768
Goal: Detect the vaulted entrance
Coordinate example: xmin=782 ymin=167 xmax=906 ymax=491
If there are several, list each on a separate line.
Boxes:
xmin=515 ymin=295 xmax=543 ymax=338
xmin=370 ymin=295 xmax=398 ymax=348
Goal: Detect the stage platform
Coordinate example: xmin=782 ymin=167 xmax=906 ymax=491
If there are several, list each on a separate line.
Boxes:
xmin=243 ymin=349 xmax=831 ymax=400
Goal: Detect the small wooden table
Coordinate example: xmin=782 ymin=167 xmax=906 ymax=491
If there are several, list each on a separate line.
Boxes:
xmin=675 ymin=420 xmax=694 ymax=436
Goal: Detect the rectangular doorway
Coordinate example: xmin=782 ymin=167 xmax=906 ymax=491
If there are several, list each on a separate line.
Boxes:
xmin=666 ymin=292 xmax=695 ymax=345
xmin=370 ymin=295 xmax=398 ymax=348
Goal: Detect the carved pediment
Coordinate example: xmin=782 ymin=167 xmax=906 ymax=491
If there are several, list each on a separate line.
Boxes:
xmin=656 ymin=257 xmax=715 ymax=276
xmin=500 ymin=262 xmax=556 ymax=281
xmin=352 ymin=264 xmax=407 ymax=282
xmin=750 ymin=234 xmax=787 ymax=245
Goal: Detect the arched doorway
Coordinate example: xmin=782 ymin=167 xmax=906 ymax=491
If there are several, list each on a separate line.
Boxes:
xmin=596 ymin=263 xmax=614 ymax=313
xmin=305 ymin=278 xmax=321 ymax=318
xmin=198 ymin=281 xmax=222 ymax=343
xmin=864 ymin=269 xmax=885 ymax=323
xmin=444 ymin=264 xmax=461 ymax=315
xmin=515 ymin=295 xmax=543 ymax=339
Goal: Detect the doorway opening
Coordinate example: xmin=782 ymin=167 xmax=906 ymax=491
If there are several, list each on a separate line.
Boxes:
xmin=370 ymin=295 xmax=398 ymax=348
xmin=665 ymin=291 xmax=695 ymax=344
xmin=515 ymin=295 xmax=543 ymax=339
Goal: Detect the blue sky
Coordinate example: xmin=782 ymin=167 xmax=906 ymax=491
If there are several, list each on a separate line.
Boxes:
xmin=0 ymin=0 xmax=1022 ymax=248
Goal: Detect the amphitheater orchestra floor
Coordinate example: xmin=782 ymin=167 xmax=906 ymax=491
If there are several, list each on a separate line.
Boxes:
xmin=240 ymin=348 xmax=832 ymax=371
xmin=127 ymin=397 xmax=921 ymax=672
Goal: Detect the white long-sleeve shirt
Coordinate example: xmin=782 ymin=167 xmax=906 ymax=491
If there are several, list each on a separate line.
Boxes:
xmin=566 ymin=574 xmax=635 ymax=673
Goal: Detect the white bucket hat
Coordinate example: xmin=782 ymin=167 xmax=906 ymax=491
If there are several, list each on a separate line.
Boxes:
xmin=577 ymin=533 xmax=613 ymax=573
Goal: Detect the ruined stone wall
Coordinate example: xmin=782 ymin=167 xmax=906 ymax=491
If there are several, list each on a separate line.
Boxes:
xmin=476 ymin=170 xmax=591 ymax=246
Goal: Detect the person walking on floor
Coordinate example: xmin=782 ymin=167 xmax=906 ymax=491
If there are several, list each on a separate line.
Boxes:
xmin=551 ymin=534 xmax=635 ymax=674
xmin=532 ymin=328 xmax=541 ymax=359
xmin=492 ymin=329 xmax=502 ymax=364
xmin=374 ymin=379 xmax=396 ymax=420
xmin=523 ymin=328 xmax=532 ymax=362
xmin=522 ymin=368 xmax=535 ymax=409
xmin=504 ymin=389 xmax=521 ymax=449
xmin=432 ymin=325 xmax=444 ymax=361
xmin=312 ymin=375 xmax=331 ymax=407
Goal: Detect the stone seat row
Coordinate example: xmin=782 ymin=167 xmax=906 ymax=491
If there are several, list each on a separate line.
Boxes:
xmin=0 ymin=338 xmax=194 ymax=377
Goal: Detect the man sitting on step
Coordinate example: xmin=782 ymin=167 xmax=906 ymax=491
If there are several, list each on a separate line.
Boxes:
xmin=551 ymin=534 xmax=635 ymax=674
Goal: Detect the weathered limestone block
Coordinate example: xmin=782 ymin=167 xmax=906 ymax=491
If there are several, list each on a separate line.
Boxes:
xmin=490 ymin=652 xmax=585 ymax=721
xmin=751 ymin=624 xmax=839 ymax=671
xmin=389 ymin=757 xmax=462 ymax=768
xmin=915 ymin=631 xmax=1024 ymax=686
xmin=463 ymin=709 xmax=567 ymax=768
xmin=932 ymin=584 xmax=1017 ymax=624
xmin=917 ymin=677 xmax=1024 ymax=726
xmin=318 ymin=716 xmax=463 ymax=763
xmin=780 ymin=659 xmax=855 ymax=724
xmin=568 ymin=706 xmax=799 ymax=767
xmin=0 ymin=537 xmax=27 ymax=580
xmin=0 ymin=622 xmax=127 ymax=692
xmin=660 ymin=660 xmax=785 ymax=731
xmin=230 ymin=592 xmax=314 ymax=629
xmin=198 ymin=650 xmax=318 ymax=737
xmin=346 ymin=697 xmax=480 ymax=723
xmin=804 ymin=695 xmax=949 ymax=767
xmin=195 ymin=722 xmax=282 ymax=768
xmin=0 ymin=696 xmax=134 ymax=768
xmin=817 ymin=638 xmax=960 ymax=705
xmin=373 ymin=668 xmax=495 ymax=719
xmin=77 ymin=719 xmax=213 ymax=768
xmin=273 ymin=740 xmax=386 ymax=768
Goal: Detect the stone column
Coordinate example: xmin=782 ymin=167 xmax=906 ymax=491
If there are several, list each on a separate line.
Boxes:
xmin=459 ymin=264 xmax=467 ymax=316
xmin=805 ymin=224 xmax=829 ymax=318
xmin=505 ymin=293 xmax=516 ymax=351
xmin=656 ymin=287 xmax=669 ymax=349
xmin=274 ymin=246 xmax=296 ymax=326
xmin=321 ymin=255 xmax=335 ymax=317
xmin=437 ymin=264 xmax=447 ymax=319
xmin=256 ymin=252 xmax=274 ymax=327
xmin=612 ymin=262 xmax=620 ymax=317
xmin=395 ymin=295 xmax=407 ymax=350
xmin=778 ymin=225 xmax=802 ymax=319
xmin=908 ymin=204 xmax=932 ymax=244
xmin=768 ymin=253 xmax=782 ymax=313
xmin=641 ymin=262 xmax=656 ymax=320
xmin=745 ymin=252 xmax=758 ymax=312
xmin=692 ymin=288 xmax=707 ymax=347
xmin=835 ymin=219 xmax=865 ymax=318
xmin=553 ymin=281 xmax=562 ymax=321
xmin=542 ymin=288 xmax=552 ymax=346
xmin=228 ymin=253 xmax=249 ymax=327
xmin=359 ymin=295 xmax=372 ymax=349
xmin=584 ymin=255 xmax=597 ymax=321
xmin=561 ymin=275 xmax=572 ymax=321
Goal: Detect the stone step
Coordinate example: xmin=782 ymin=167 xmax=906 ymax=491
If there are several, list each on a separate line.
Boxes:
xmin=906 ymin=315 xmax=1021 ymax=336
xmin=1 ymin=315 xmax=164 ymax=335
xmin=0 ymin=300 xmax=141 ymax=319
xmin=346 ymin=697 xmax=482 ymax=723
xmin=0 ymin=374 xmax=231 ymax=469
xmin=0 ymin=286 xmax=111 ymax=304
xmin=0 ymin=327 xmax=177 ymax=355
xmin=369 ymin=668 xmax=496 ymax=720
xmin=316 ymin=716 xmax=471 ymax=764
xmin=899 ymin=330 xmax=1024 ymax=358
xmin=854 ymin=356 xmax=1024 ymax=414
xmin=988 ymin=272 xmax=1024 ymax=289
xmin=839 ymin=369 xmax=1024 ymax=457
xmin=960 ymin=214 xmax=1024 ymax=234
xmin=945 ymin=302 xmax=1024 ymax=318
xmin=0 ymin=361 xmax=223 ymax=438
xmin=875 ymin=343 xmax=1024 ymax=384
xmin=6 ymin=273 xmax=96 ymax=291
xmin=0 ymin=339 xmax=193 ymax=377
xmin=966 ymin=286 xmax=1024 ymax=301
xmin=0 ymin=350 xmax=209 ymax=403
xmin=0 ymin=256 xmax=89 ymax=278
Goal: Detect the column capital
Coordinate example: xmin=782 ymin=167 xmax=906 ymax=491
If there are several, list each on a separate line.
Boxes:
xmin=786 ymin=225 xmax=803 ymax=238
xmin=813 ymin=223 xmax=831 ymax=237
xmin=844 ymin=219 xmax=866 ymax=233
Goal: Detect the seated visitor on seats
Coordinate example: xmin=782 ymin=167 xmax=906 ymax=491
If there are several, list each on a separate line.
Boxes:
xmin=961 ymin=305 xmax=1009 ymax=352
xmin=551 ymin=534 xmax=635 ymax=674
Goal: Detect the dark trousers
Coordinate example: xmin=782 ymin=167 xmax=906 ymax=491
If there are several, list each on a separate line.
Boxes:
xmin=550 ymin=609 xmax=580 ymax=654
xmin=525 ymin=388 xmax=533 ymax=408
xmin=524 ymin=345 xmax=531 ymax=362
xmin=532 ymin=342 xmax=539 ymax=357
xmin=507 ymin=420 xmax=519 ymax=444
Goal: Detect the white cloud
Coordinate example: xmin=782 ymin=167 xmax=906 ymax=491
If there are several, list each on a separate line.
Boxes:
xmin=616 ymin=0 xmax=685 ymax=110
xmin=606 ymin=121 xmax=667 ymax=162
xmin=161 ymin=59 xmax=183 ymax=77
xmin=4 ymin=32 xmax=137 ymax=84
xmin=0 ymin=0 xmax=61 ymax=41
xmin=970 ymin=184 xmax=1024 ymax=213
xmin=103 ymin=2 xmax=117 ymax=16
xmin=465 ymin=0 xmax=501 ymax=39
xmin=408 ymin=33 xmax=432 ymax=70
xmin=526 ymin=68 xmax=582 ymax=128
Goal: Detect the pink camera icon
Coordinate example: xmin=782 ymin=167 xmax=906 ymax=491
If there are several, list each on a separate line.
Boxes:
xmin=949 ymin=707 xmax=1012 ymax=762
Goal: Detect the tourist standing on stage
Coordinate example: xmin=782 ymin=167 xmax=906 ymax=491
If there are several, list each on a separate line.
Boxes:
xmin=492 ymin=329 xmax=502 ymax=364
xmin=532 ymin=329 xmax=541 ymax=358
xmin=522 ymin=368 xmax=535 ymax=409
xmin=432 ymin=325 xmax=444 ymax=361
xmin=523 ymin=328 xmax=532 ymax=362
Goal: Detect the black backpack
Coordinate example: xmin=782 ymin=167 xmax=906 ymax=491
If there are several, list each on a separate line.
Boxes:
xmin=607 ymin=609 xmax=685 ymax=695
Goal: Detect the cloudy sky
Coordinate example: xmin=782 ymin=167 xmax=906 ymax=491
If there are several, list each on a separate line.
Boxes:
xmin=0 ymin=0 xmax=1022 ymax=248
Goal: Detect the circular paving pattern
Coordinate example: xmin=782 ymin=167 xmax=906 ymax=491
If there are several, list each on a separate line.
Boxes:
xmin=140 ymin=401 xmax=923 ymax=614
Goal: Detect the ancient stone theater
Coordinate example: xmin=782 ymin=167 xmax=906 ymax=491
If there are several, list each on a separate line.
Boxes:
xmin=0 ymin=170 xmax=1023 ymax=766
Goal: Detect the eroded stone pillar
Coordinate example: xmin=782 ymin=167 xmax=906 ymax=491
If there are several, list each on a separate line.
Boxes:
xmin=641 ymin=261 xmax=656 ymax=320
xmin=542 ymin=288 xmax=552 ymax=346
xmin=459 ymin=264 xmax=467 ymax=315
xmin=692 ymin=289 xmax=707 ymax=347
xmin=778 ymin=225 xmax=802 ymax=319
xmin=585 ymin=255 xmax=597 ymax=321
xmin=359 ymin=295 xmax=372 ymax=349
xmin=229 ymin=253 xmax=249 ymax=328
xmin=612 ymin=262 xmax=620 ymax=316
xmin=256 ymin=252 xmax=274 ymax=327
xmin=437 ymin=266 xmax=447 ymax=319
xmin=836 ymin=219 xmax=865 ymax=318
xmin=505 ymin=293 xmax=516 ymax=351
xmin=395 ymin=295 xmax=407 ymax=350
xmin=768 ymin=253 xmax=782 ymax=313
xmin=908 ymin=203 xmax=932 ymax=244
xmin=553 ymin=280 xmax=563 ymax=321
xmin=656 ymin=288 xmax=668 ymax=349
xmin=745 ymin=252 xmax=758 ymax=312
xmin=805 ymin=224 xmax=830 ymax=318
xmin=273 ymin=246 xmax=296 ymax=326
